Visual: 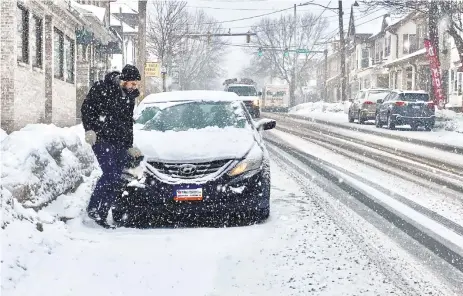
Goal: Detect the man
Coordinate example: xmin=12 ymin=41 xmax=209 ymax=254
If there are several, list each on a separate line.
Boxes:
xmin=81 ymin=64 xmax=143 ymax=228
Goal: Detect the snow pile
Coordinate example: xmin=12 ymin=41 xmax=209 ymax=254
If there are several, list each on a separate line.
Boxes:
xmin=1 ymin=124 xmax=98 ymax=212
xmin=1 ymin=128 xmax=7 ymax=142
xmin=290 ymin=101 xmax=348 ymax=115
xmin=435 ymin=109 xmax=463 ymax=133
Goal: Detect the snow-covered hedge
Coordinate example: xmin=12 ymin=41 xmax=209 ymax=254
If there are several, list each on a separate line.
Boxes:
xmin=435 ymin=109 xmax=463 ymax=133
xmin=289 ymin=101 xmax=347 ymax=114
xmin=1 ymin=124 xmax=97 ymax=221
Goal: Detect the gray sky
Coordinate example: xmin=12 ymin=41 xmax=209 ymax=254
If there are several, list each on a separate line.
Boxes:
xmin=124 ymin=0 xmax=389 ymax=78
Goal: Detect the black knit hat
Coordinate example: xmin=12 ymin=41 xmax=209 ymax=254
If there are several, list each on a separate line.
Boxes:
xmin=120 ymin=64 xmax=141 ymax=81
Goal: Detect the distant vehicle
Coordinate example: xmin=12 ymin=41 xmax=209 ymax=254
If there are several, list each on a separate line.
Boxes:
xmin=348 ymin=88 xmax=391 ymax=124
xmin=117 ymin=90 xmax=277 ymax=227
xmin=224 ymin=78 xmax=261 ymax=118
xmin=375 ymin=90 xmax=436 ymax=131
xmin=261 ymin=84 xmax=290 ymax=112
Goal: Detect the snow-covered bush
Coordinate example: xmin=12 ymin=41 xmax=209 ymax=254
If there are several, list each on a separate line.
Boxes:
xmin=1 ymin=124 xmax=97 ymax=214
xmin=1 ymin=128 xmax=7 ymax=142
xmin=435 ymin=109 xmax=463 ymax=133
xmin=289 ymin=101 xmax=346 ymax=114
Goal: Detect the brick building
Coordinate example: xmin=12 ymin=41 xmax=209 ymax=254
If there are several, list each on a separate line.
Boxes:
xmin=0 ymin=0 xmax=125 ymax=133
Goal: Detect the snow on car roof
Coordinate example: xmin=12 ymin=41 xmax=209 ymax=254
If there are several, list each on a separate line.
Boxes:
xmin=142 ymin=90 xmax=241 ymax=104
xmin=392 ymin=89 xmax=428 ymax=94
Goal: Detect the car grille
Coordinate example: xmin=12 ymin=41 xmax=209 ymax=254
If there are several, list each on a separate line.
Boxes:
xmin=147 ymin=159 xmax=232 ymax=179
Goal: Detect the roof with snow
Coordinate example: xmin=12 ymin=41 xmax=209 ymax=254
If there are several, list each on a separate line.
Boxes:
xmin=142 ymin=90 xmax=241 ymax=104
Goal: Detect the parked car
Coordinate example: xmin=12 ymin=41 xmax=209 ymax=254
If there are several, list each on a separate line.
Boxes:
xmin=375 ymin=90 xmax=436 ymax=131
xmin=114 ymin=90 xmax=276 ymax=227
xmin=348 ymin=88 xmax=391 ymax=124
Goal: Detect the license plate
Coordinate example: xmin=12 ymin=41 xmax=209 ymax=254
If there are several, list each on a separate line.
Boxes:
xmin=174 ymin=186 xmax=203 ymax=201
xmin=412 ymin=105 xmax=420 ymax=109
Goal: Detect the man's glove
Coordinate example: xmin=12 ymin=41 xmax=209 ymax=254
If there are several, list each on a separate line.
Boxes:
xmin=128 ymin=147 xmax=142 ymax=158
xmin=85 ymin=130 xmax=97 ymax=146
xmin=127 ymin=147 xmax=143 ymax=168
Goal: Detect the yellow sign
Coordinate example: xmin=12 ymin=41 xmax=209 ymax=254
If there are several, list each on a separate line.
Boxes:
xmin=145 ymin=62 xmax=160 ymax=77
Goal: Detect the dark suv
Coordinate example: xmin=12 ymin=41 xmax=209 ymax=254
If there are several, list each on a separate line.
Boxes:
xmin=375 ymin=90 xmax=436 ymax=131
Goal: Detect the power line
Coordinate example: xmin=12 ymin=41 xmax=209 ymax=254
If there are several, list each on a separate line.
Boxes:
xmin=188 ymin=6 xmax=293 ymax=25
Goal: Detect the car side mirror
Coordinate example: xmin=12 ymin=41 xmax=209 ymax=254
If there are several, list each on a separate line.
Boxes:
xmin=258 ymin=91 xmax=262 ymax=96
xmin=376 ymin=99 xmax=383 ymax=104
xmin=256 ymin=119 xmax=276 ymax=131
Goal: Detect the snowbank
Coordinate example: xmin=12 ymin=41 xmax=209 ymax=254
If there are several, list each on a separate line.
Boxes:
xmin=1 ymin=128 xmax=7 ymax=142
xmin=1 ymin=124 xmax=97 ymax=217
xmin=290 ymin=101 xmax=347 ymax=114
xmin=434 ymin=109 xmax=463 ymax=133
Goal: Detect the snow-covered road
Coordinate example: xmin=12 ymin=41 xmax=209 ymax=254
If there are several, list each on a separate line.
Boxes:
xmin=4 ymin=156 xmax=456 ymax=296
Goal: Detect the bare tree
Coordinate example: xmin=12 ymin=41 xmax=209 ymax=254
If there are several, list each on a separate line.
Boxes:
xmin=247 ymin=13 xmax=328 ymax=106
xmin=146 ymin=0 xmax=188 ymax=67
xmin=360 ymin=0 xmax=463 ymax=68
xmin=174 ymin=11 xmax=227 ymax=90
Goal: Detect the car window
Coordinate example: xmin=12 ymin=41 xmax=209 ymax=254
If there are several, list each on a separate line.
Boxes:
xmin=368 ymin=92 xmax=390 ymax=102
xmin=142 ymin=101 xmax=251 ymax=132
xmin=399 ymin=93 xmax=430 ymax=102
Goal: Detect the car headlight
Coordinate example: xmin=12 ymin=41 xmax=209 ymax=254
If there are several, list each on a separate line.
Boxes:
xmin=253 ymin=99 xmax=259 ymax=106
xmin=228 ymin=144 xmax=263 ymax=176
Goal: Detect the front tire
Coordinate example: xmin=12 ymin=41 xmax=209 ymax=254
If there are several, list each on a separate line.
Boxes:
xmin=348 ymin=110 xmax=354 ymax=123
xmin=358 ymin=111 xmax=365 ymax=124
xmin=387 ymin=114 xmax=396 ymax=130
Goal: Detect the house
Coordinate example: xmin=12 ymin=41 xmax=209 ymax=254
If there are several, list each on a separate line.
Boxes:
xmin=0 ymin=0 xmax=121 ymax=133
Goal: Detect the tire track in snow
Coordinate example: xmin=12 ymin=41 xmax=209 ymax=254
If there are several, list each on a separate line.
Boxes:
xmin=265 ymin=139 xmax=463 ymax=294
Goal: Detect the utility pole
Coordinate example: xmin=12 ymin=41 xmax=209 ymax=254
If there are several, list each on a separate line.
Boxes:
xmin=324 ymin=48 xmax=328 ymax=101
xmin=338 ymin=0 xmax=347 ymax=102
xmin=137 ymin=0 xmax=147 ymax=101
xmin=292 ymin=4 xmax=297 ymax=107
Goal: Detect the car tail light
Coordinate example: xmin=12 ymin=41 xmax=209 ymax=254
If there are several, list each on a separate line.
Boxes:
xmin=363 ymin=101 xmax=373 ymax=105
xmin=427 ymin=102 xmax=434 ymax=108
xmin=395 ymin=101 xmax=406 ymax=106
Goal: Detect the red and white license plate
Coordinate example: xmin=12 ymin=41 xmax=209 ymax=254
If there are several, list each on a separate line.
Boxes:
xmin=174 ymin=187 xmax=203 ymax=201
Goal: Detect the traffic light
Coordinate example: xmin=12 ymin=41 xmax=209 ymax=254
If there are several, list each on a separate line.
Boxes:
xmin=246 ymin=34 xmax=250 ymax=43
xmin=258 ymin=47 xmax=263 ymax=56
xmin=284 ymin=48 xmax=289 ymax=57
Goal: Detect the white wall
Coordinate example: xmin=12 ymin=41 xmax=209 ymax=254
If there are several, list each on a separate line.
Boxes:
xmin=14 ymin=66 xmax=46 ymax=129
xmin=52 ymin=79 xmax=76 ymax=127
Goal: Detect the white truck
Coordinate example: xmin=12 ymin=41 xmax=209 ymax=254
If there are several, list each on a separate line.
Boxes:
xmin=262 ymin=84 xmax=290 ymax=112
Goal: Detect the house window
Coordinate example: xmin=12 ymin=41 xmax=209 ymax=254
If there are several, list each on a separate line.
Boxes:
xmin=403 ymin=33 xmax=418 ymax=55
xmin=374 ymin=39 xmax=383 ymax=63
xmin=361 ymin=48 xmax=369 ymax=68
xmin=385 ymin=35 xmax=391 ymax=57
xmin=17 ymin=5 xmax=29 ymax=64
xmin=417 ymin=23 xmax=428 ymax=49
xmin=449 ymin=69 xmax=463 ymax=95
xmin=30 ymin=15 xmax=43 ymax=68
xmin=54 ymin=28 xmax=64 ymax=79
xmin=64 ymin=36 xmax=75 ymax=83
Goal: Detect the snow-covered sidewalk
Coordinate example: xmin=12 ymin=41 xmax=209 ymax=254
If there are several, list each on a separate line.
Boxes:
xmin=288 ymin=101 xmax=463 ymax=147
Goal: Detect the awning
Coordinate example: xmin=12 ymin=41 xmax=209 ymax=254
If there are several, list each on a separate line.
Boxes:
xmin=70 ymin=1 xmax=118 ymax=45
xmin=383 ymin=48 xmax=426 ymax=67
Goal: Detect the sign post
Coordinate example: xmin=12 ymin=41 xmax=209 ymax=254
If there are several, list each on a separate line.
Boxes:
xmin=145 ymin=62 xmax=161 ymax=77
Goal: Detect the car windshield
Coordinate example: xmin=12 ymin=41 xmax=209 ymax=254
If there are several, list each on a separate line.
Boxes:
xmin=142 ymin=100 xmax=250 ymax=132
xmin=399 ymin=93 xmax=429 ymax=102
xmin=227 ymin=86 xmax=257 ymax=96
xmin=135 ymin=106 xmax=160 ymax=124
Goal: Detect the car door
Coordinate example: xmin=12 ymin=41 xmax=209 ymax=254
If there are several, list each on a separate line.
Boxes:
xmin=379 ymin=93 xmax=392 ymax=121
xmin=351 ymin=91 xmax=362 ymax=115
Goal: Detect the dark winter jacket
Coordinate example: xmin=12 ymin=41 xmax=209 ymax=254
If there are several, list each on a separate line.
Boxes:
xmin=81 ymin=71 xmax=140 ymax=149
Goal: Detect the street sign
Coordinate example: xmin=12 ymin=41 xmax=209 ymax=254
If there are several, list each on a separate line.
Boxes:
xmin=145 ymin=62 xmax=160 ymax=77
xmin=296 ymin=49 xmax=309 ymax=54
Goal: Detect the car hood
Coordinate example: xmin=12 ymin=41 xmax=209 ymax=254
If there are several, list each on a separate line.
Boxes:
xmin=134 ymin=127 xmax=256 ymax=162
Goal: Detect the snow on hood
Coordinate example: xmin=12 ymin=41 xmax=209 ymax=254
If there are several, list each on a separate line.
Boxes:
xmin=134 ymin=126 xmax=255 ymax=162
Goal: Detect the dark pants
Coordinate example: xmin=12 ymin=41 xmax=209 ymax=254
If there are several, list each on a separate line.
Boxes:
xmin=87 ymin=142 xmax=129 ymax=222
